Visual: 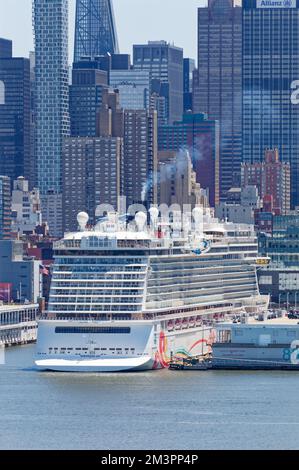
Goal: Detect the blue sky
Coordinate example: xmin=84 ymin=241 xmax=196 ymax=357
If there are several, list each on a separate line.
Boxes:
xmin=0 ymin=0 xmax=206 ymax=62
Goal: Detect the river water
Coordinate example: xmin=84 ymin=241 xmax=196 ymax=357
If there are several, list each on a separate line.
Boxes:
xmin=1 ymin=344 xmax=299 ymax=450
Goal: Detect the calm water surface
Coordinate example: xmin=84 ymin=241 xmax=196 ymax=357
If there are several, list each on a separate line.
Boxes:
xmin=1 ymin=344 xmax=299 ymax=450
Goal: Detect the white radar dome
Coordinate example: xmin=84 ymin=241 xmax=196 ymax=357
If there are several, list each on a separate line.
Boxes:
xmin=149 ymin=207 xmax=159 ymax=223
xmin=135 ymin=211 xmax=147 ymax=232
xmin=192 ymin=207 xmax=203 ymax=232
xmin=77 ymin=212 xmax=89 ymax=231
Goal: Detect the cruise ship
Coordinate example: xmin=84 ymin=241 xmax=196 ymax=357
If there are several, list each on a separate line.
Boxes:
xmin=35 ymin=208 xmax=269 ymax=372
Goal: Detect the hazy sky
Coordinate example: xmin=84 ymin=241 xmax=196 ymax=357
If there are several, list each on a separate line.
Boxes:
xmin=0 ymin=0 xmax=206 ymax=63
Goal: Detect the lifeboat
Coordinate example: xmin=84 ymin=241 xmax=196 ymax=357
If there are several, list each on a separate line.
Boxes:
xmin=196 ymin=316 xmax=202 ymax=327
xmin=167 ymin=320 xmax=174 ymax=332
xmin=189 ymin=316 xmax=196 ymax=328
xmin=175 ymin=319 xmax=182 ymax=330
xmin=182 ymin=318 xmax=189 ymax=329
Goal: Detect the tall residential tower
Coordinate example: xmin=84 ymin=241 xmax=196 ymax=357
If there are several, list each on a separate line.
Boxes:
xmin=33 ymin=0 xmax=70 ymax=236
xmin=74 ymin=0 xmax=119 ymax=62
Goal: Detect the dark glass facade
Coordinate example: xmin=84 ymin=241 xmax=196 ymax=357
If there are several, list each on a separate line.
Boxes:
xmin=0 ymin=38 xmax=12 ymax=59
xmin=111 ymin=54 xmax=130 ymax=71
xmin=133 ymin=41 xmax=184 ymax=125
xmin=70 ymin=60 xmax=108 ymax=137
xmin=183 ymin=58 xmax=195 ymax=112
xmin=74 ymin=0 xmax=119 ymax=63
xmin=194 ymin=0 xmax=242 ymax=199
xmin=158 ymin=113 xmax=220 ymax=207
xmin=243 ymin=0 xmax=299 ymax=207
xmin=0 ymin=57 xmax=31 ymax=182
xmin=259 ymin=215 xmax=299 ymax=305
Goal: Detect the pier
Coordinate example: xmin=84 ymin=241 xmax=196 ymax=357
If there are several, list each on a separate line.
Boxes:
xmin=0 ymin=304 xmax=39 ymax=347
xmin=169 ymin=355 xmax=212 ymax=371
xmin=169 ymin=317 xmax=299 ymax=371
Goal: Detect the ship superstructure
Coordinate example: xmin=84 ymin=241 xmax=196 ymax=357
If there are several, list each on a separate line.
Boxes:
xmin=35 ymin=208 xmax=268 ymax=372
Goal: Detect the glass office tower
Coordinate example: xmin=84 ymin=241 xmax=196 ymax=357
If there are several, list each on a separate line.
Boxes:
xmin=243 ymin=0 xmax=299 ymax=207
xmin=133 ymin=41 xmax=184 ymax=125
xmin=74 ymin=0 xmax=119 ymax=62
xmin=194 ymin=0 xmax=242 ymax=198
xmin=0 ymin=56 xmax=31 ymax=182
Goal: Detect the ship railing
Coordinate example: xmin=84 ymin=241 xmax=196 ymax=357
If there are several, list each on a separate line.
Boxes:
xmin=38 ymin=314 xmax=150 ymax=322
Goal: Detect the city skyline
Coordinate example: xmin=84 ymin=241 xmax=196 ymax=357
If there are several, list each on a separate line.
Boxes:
xmin=0 ymin=0 xmax=204 ymax=62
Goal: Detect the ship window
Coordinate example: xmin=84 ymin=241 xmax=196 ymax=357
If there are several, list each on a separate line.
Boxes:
xmin=55 ymin=327 xmax=131 ymax=334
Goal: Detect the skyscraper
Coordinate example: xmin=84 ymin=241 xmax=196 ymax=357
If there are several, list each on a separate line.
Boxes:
xmin=241 ymin=149 xmax=291 ymax=216
xmin=133 ymin=41 xmax=184 ymax=125
xmin=0 ymin=38 xmax=12 ymax=59
xmin=63 ymin=136 xmax=122 ymax=231
xmin=64 ymin=88 xmax=124 ymax=230
xmin=70 ymin=59 xmax=108 ymax=137
xmin=29 ymin=51 xmax=36 ymax=189
xmin=0 ymin=50 xmax=31 ymax=183
xmin=110 ymin=69 xmax=151 ymax=111
xmin=193 ymin=0 xmax=242 ymax=198
xmin=74 ymin=0 xmax=119 ymax=63
xmin=243 ymin=0 xmax=299 ymax=208
xmin=158 ymin=113 xmax=220 ymax=207
xmin=0 ymin=176 xmax=11 ymax=239
xmin=123 ymin=109 xmax=158 ymax=208
xmin=183 ymin=58 xmax=195 ymax=113
xmin=33 ymin=0 xmax=70 ymax=236
xmin=158 ymin=150 xmax=206 ymax=209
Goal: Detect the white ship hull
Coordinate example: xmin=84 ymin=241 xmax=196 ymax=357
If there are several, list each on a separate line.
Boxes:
xmin=36 ymin=209 xmax=268 ymax=373
xmin=35 ymin=319 xmax=214 ymax=372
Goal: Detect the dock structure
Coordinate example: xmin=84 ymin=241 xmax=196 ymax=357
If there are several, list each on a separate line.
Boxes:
xmin=169 ymin=355 xmax=212 ymax=371
xmin=169 ymin=318 xmax=299 ymax=371
xmin=212 ymin=318 xmax=299 ymax=370
xmin=0 ymin=304 xmax=39 ymax=346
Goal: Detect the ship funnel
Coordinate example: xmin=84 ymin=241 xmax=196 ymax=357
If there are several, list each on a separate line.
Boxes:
xmin=77 ymin=212 xmax=89 ymax=231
